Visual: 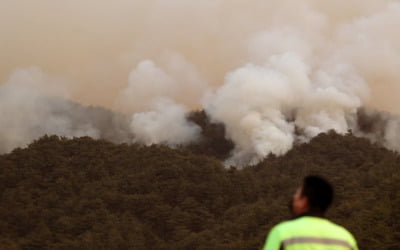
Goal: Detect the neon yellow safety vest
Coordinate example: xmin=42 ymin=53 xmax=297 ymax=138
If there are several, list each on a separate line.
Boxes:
xmin=263 ymin=216 xmax=358 ymax=250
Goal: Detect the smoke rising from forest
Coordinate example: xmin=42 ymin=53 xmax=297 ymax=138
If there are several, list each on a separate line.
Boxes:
xmin=1 ymin=0 xmax=400 ymax=166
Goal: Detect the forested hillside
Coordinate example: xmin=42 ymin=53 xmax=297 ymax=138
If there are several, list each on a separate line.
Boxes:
xmin=0 ymin=131 xmax=399 ymax=249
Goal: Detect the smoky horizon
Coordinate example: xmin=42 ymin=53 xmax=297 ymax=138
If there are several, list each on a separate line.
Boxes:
xmin=1 ymin=0 xmax=400 ymax=166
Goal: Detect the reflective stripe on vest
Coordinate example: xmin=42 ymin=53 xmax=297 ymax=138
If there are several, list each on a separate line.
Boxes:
xmin=282 ymin=237 xmax=353 ymax=249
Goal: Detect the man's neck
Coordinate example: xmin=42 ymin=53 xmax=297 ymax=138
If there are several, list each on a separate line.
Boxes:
xmin=292 ymin=210 xmax=325 ymax=219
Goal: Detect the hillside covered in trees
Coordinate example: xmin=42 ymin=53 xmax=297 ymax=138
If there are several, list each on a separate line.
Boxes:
xmin=0 ymin=130 xmax=399 ymax=249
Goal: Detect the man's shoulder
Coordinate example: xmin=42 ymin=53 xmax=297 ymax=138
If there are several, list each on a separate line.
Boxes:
xmin=268 ymin=217 xmax=304 ymax=234
xmin=264 ymin=217 xmax=358 ymax=250
xmin=271 ymin=216 xmax=355 ymax=238
xmin=323 ymin=219 xmax=357 ymax=240
xmin=271 ymin=216 xmax=317 ymax=229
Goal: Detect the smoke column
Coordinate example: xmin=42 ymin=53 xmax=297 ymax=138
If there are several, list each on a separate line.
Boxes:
xmin=0 ymin=67 xmax=133 ymax=153
xmin=1 ymin=0 xmax=400 ymax=166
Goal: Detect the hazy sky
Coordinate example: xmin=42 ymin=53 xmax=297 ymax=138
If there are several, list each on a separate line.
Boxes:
xmin=1 ymin=0 xmax=398 ymax=112
xmin=2 ymin=0 xmax=400 ymax=165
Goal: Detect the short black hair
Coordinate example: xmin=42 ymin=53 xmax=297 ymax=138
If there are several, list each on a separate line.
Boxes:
xmin=301 ymin=176 xmax=334 ymax=213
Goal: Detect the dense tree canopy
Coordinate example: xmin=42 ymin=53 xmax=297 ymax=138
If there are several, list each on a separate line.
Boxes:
xmin=0 ymin=130 xmax=399 ymax=249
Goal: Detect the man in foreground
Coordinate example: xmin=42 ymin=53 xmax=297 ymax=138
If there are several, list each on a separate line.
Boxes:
xmin=262 ymin=176 xmax=358 ymax=250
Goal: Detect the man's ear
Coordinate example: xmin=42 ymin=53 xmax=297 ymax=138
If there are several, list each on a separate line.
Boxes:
xmin=299 ymin=196 xmax=309 ymax=210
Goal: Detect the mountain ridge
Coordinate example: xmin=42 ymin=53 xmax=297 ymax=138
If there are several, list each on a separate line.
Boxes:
xmin=0 ymin=132 xmax=399 ymax=249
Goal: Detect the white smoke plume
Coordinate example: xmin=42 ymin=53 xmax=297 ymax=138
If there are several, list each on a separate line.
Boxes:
xmin=130 ymin=98 xmax=200 ymax=146
xmin=118 ymin=52 xmax=208 ymax=112
xmin=118 ymin=52 xmax=206 ymax=146
xmin=1 ymin=0 xmax=400 ymax=167
xmin=0 ymin=68 xmax=132 ymax=153
xmin=0 ymin=68 xmax=98 ymax=152
xmin=205 ymin=52 xmax=368 ymax=166
xmin=354 ymin=108 xmax=400 ymax=153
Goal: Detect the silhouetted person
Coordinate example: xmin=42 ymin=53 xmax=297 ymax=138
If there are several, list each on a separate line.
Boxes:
xmin=262 ymin=176 xmax=358 ymax=250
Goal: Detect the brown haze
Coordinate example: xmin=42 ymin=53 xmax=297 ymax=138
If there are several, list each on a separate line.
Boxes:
xmin=1 ymin=0 xmax=400 ymax=166
xmin=1 ymin=0 xmax=397 ymax=110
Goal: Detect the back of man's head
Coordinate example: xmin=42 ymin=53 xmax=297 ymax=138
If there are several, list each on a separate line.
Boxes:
xmin=302 ymin=176 xmax=334 ymax=214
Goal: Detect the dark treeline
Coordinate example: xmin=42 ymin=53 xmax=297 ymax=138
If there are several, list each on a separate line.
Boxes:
xmin=0 ymin=129 xmax=399 ymax=249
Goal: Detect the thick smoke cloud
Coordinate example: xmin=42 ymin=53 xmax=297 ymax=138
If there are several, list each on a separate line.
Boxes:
xmin=130 ymin=98 xmax=200 ymax=146
xmin=355 ymin=108 xmax=400 ymax=153
xmin=118 ymin=53 xmax=206 ymax=147
xmin=118 ymin=52 xmax=208 ymax=112
xmin=1 ymin=0 xmax=400 ymax=166
xmin=205 ymin=52 xmax=367 ymax=166
xmin=0 ymin=68 xmax=132 ymax=153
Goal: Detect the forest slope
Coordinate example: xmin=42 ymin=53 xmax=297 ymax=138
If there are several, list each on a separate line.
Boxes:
xmin=0 ymin=132 xmax=399 ymax=249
